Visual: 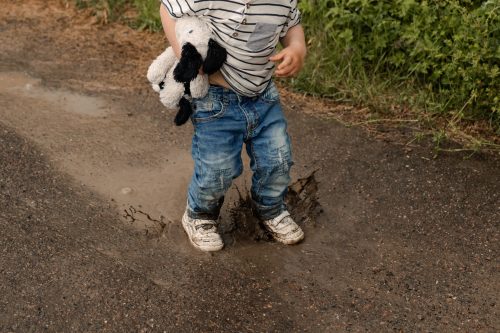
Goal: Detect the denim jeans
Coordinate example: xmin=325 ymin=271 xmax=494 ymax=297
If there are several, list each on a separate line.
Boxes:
xmin=187 ymin=82 xmax=293 ymax=221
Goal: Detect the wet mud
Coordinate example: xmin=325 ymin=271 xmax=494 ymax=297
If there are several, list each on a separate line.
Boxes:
xmin=226 ymin=171 xmax=321 ymax=243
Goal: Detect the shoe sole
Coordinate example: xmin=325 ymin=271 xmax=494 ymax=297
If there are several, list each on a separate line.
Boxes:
xmin=182 ymin=212 xmax=224 ymax=252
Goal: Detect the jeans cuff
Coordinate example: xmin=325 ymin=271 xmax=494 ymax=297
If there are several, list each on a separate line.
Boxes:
xmin=187 ymin=207 xmax=220 ymax=220
xmin=252 ymin=200 xmax=285 ymax=221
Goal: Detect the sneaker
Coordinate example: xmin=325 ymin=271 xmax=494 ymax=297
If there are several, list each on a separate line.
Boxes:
xmin=261 ymin=211 xmax=304 ymax=245
xmin=181 ymin=210 xmax=224 ymax=252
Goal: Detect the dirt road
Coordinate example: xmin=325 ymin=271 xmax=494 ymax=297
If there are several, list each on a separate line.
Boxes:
xmin=1 ymin=1 xmax=499 ymax=332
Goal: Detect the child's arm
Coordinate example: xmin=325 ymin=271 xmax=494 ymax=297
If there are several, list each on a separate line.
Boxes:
xmin=160 ymin=5 xmax=181 ymax=59
xmin=270 ymin=24 xmax=307 ymax=77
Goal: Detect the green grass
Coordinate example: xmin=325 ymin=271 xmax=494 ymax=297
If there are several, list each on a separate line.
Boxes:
xmin=75 ymin=0 xmax=161 ymax=30
xmin=75 ymin=0 xmax=130 ymax=23
xmin=130 ymin=0 xmax=161 ymax=31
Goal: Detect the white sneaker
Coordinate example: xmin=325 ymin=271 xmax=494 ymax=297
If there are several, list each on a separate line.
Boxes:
xmin=181 ymin=210 xmax=224 ymax=252
xmin=261 ymin=211 xmax=304 ymax=245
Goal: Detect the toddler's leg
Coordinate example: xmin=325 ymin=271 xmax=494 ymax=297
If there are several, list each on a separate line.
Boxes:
xmin=187 ymin=101 xmax=244 ymax=220
xmin=246 ymin=99 xmax=293 ymax=220
xmin=245 ymin=86 xmax=303 ymax=244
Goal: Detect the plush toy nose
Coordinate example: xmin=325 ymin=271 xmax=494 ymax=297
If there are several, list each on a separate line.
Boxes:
xmin=188 ymin=30 xmax=193 ymax=34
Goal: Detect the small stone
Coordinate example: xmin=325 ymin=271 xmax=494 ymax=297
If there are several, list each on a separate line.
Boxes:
xmin=121 ymin=187 xmax=133 ymax=195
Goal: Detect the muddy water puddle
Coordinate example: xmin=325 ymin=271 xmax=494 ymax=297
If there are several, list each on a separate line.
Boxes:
xmin=0 ymin=71 xmax=111 ymax=117
xmin=0 ymin=71 xmax=192 ymax=237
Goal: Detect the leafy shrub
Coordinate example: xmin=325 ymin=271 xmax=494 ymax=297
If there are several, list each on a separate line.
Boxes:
xmin=297 ymin=0 xmax=499 ymax=129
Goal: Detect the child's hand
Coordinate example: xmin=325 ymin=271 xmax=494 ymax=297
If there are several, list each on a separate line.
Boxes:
xmin=270 ymin=44 xmax=306 ymax=77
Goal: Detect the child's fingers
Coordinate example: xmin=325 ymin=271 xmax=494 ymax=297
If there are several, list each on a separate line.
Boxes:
xmin=277 ymin=60 xmax=302 ymax=77
xmin=277 ymin=54 xmax=293 ymax=70
xmin=276 ymin=66 xmax=293 ymax=76
xmin=269 ymin=50 xmax=285 ymax=62
xmin=272 ymin=49 xmax=304 ymax=77
xmin=276 ymin=56 xmax=298 ymax=75
xmin=275 ymin=64 xmax=296 ymax=77
xmin=275 ymin=67 xmax=293 ymax=76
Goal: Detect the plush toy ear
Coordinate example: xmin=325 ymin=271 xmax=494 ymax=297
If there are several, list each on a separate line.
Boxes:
xmin=174 ymin=42 xmax=204 ymax=83
xmin=175 ymin=96 xmax=193 ymax=126
xmin=174 ymin=82 xmax=193 ymax=126
xmin=203 ymin=39 xmax=227 ymax=75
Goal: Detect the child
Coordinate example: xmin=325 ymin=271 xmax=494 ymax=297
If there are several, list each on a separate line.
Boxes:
xmin=160 ymin=0 xmax=307 ymax=251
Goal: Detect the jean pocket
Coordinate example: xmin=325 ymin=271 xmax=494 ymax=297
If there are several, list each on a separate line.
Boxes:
xmin=260 ymin=82 xmax=280 ymax=104
xmin=247 ymin=23 xmax=278 ymax=51
xmin=191 ymin=98 xmax=226 ymax=123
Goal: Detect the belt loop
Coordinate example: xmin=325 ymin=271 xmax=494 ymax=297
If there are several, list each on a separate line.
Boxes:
xmin=222 ymin=89 xmax=228 ymax=105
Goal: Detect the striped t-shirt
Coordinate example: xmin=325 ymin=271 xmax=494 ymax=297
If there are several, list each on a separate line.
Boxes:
xmin=161 ymin=0 xmax=301 ymax=96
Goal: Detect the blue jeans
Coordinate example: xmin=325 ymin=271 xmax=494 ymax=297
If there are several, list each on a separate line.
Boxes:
xmin=187 ymin=82 xmax=293 ymax=220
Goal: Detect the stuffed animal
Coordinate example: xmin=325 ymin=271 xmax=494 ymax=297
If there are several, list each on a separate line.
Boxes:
xmin=147 ymin=17 xmax=227 ymax=126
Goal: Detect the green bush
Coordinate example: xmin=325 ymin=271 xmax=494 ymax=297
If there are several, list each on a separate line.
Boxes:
xmin=297 ymin=0 xmax=500 ymax=129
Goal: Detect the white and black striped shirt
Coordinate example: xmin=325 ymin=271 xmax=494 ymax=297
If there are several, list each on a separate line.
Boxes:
xmin=161 ymin=0 xmax=301 ymax=96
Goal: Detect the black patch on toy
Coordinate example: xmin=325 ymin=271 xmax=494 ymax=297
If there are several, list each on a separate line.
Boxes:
xmin=203 ymin=39 xmax=227 ymax=75
xmin=175 ymin=97 xmax=193 ymax=126
xmin=174 ymin=82 xmax=193 ymax=126
xmin=174 ymin=43 xmax=203 ymax=83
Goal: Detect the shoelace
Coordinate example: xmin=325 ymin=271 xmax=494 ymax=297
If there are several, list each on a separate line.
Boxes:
xmin=193 ymin=219 xmax=217 ymax=232
xmin=269 ymin=212 xmax=291 ymax=227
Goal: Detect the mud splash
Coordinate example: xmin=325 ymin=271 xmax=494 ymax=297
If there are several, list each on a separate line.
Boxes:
xmin=226 ymin=171 xmax=321 ymax=242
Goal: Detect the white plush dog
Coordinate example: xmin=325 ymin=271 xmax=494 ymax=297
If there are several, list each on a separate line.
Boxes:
xmin=147 ymin=17 xmax=227 ymax=126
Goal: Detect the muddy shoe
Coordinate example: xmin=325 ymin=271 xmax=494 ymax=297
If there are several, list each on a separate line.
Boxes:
xmin=182 ymin=210 xmax=224 ymax=252
xmin=261 ymin=211 xmax=304 ymax=245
